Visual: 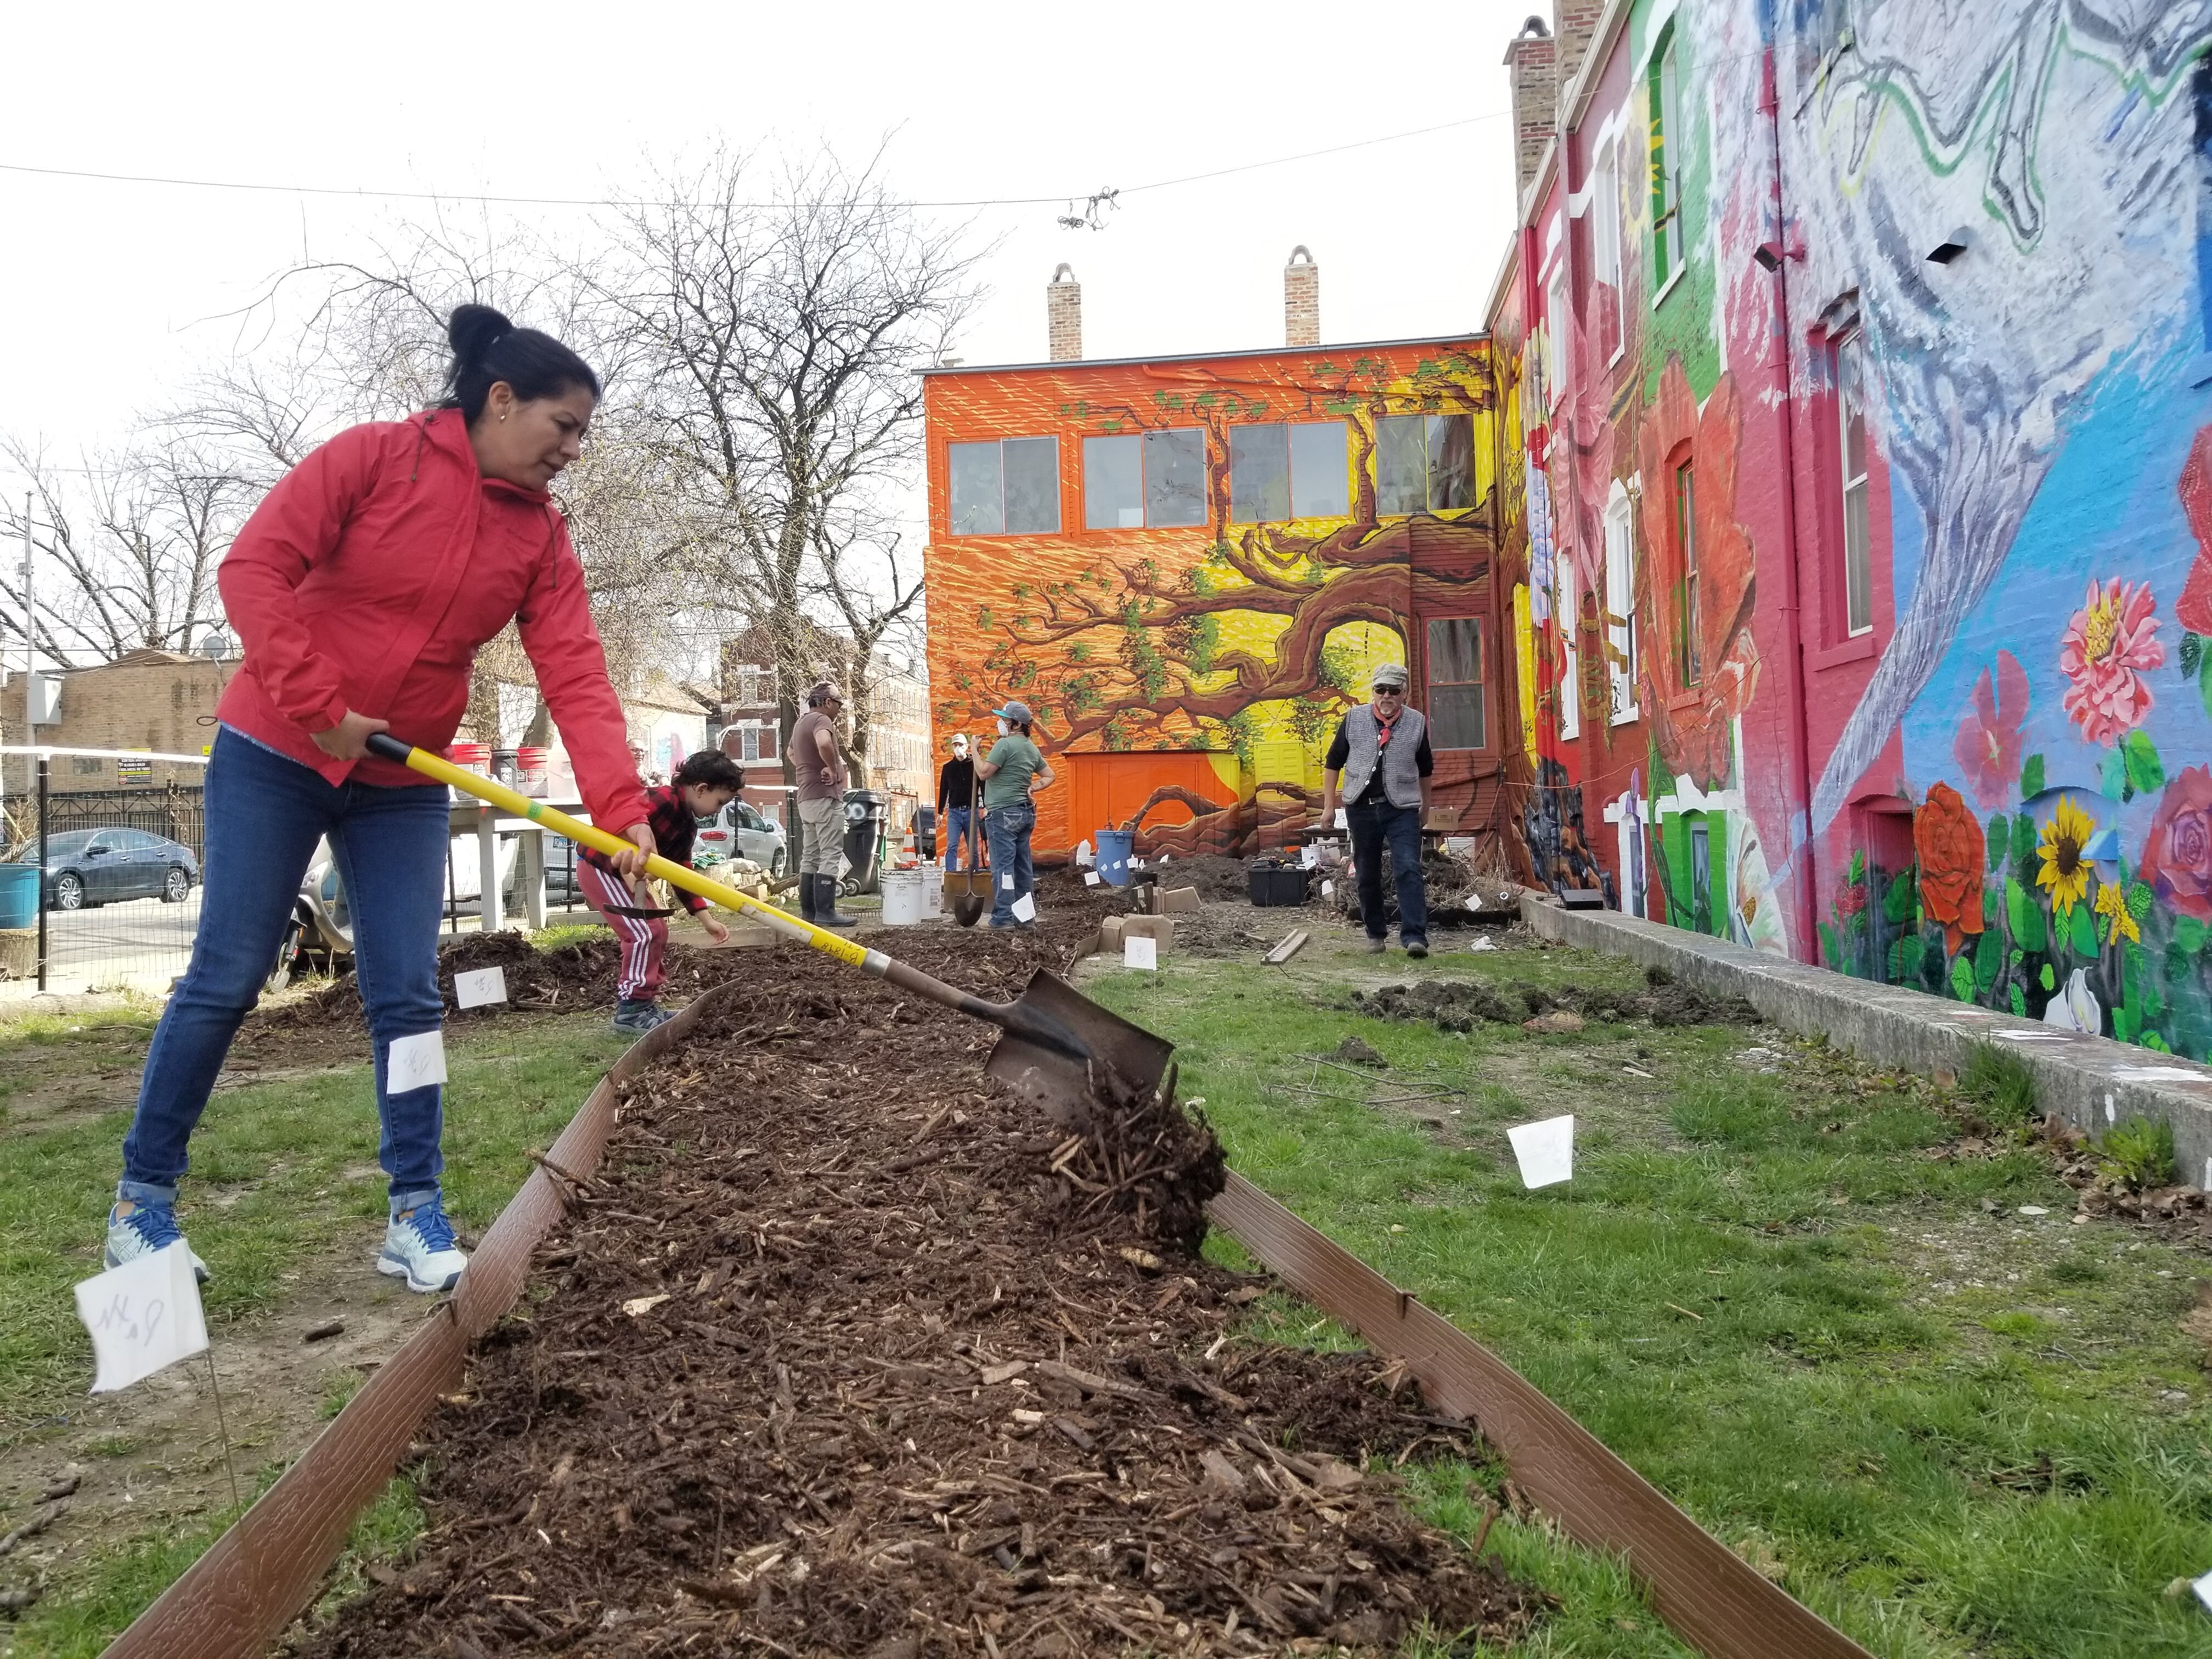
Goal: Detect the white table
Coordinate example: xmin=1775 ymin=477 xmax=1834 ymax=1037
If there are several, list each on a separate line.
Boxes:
xmin=447 ymin=794 xmax=589 ymax=932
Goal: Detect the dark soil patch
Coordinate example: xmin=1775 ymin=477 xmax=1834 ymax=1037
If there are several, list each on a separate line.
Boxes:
xmin=1352 ymin=967 xmax=1758 ymax=1034
xmin=289 ymin=902 xmax=1543 ymax=1656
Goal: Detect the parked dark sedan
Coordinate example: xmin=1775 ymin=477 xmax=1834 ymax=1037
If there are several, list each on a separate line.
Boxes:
xmin=41 ymin=828 xmax=200 ymax=911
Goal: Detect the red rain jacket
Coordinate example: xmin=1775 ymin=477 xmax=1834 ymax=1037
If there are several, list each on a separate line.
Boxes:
xmin=215 ymin=409 xmax=648 ymax=835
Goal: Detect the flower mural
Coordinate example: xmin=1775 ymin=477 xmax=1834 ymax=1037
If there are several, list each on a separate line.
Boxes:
xmin=2058 ymin=577 xmax=2162 ymax=746
xmin=2141 ymin=765 xmax=2212 ymax=924
xmin=2094 ymin=877 xmax=2139 ymax=946
xmin=2042 ymin=967 xmax=2102 ymax=1034
xmin=1633 ymin=360 xmax=1759 ymax=790
xmin=1951 ymin=651 xmax=2028 ymax=810
xmin=2036 ymin=797 xmax=2095 ymax=915
xmin=2179 ymin=424 xmax=2212 ymax=637
xmin=1913 ymin=782 xmax=1984 ymax=954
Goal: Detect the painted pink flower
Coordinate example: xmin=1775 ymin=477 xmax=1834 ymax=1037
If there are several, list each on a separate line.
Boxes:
xmin=2058 ymin=577 xmax=2161 ymax=746
xmin=1951 ymin=650 xmax=2028 ymax=810
xmin=2141 ymin=764 xmax=2212 ymax=923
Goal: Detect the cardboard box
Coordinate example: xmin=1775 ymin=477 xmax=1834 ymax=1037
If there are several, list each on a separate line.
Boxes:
xmin=1158 ymin=885 xmax=1201 ymax=915
xmin=1123 ymin=915 xmax=1178 ymax=947
xmin=1101 ymin=915 xmax=1126 ymax=951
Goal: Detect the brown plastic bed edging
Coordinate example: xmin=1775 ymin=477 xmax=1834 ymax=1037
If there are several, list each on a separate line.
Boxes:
xmin=1207 ymin=1171 xmax=1874 ymax=1659
xmin=104 ymin=984 xmax=740 ymax=1659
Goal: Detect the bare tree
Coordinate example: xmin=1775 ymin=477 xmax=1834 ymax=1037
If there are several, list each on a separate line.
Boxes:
xmin=592 ymin=146 xmax=976 ymax=855
xmin=0 ymin=436 xmax=248 ymax=665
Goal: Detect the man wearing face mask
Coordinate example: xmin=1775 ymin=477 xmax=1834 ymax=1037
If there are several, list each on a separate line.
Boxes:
xmin=1318 ymin=663 xmax=1433 ymax=957
xmin=936 ymin=732 xmax=977 ymax=872
xmin=973 ymin=701 xmax=1054 ymax=928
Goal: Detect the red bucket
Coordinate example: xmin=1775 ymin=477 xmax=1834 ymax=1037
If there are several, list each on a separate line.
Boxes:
xmin=516 ymin=745 xmax=551 ymax=797
xmin=445 ymin=741 xmax=490 ymax=772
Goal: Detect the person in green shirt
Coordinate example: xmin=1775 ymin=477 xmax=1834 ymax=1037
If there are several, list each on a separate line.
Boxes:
xmin=974 ymin=699 xmax=1054 ymax=928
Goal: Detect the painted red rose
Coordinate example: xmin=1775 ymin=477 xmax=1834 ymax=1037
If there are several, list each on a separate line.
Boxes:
xmin=2179 ymin=424 xmax=2212 ymax=636
xmin=1951 ymin=651 xmax=2028 ymax=811
xmin=1914 ymin=781 xmax=1986 ymax=955
xmin=2141 ymin=764 xmax=2212 ymax=923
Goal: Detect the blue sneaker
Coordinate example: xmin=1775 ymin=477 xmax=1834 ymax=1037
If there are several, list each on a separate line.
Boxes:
xmin=613 ymin=998 xmax=674 ymax=1034
xmin=105 ymin=1199 xmax=210 ymax=1284
xmin=378 ymin=1194 xmax=468 ymax=1294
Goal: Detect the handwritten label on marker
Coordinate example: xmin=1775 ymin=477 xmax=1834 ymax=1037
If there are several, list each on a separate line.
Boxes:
xmin=75 ymin=1242 xmax=208 ymax=1394
xmin=1001 ymin=873 xmax=1015 ymax=890
xmin=1334 ymin=809 xmax=1348 ymax=829
xmin=387 ymin=1030 xmax=448 ymax=1093
xmin=1322 ymin=879 xmax=1334 ymax=898
xmin=1011 ymin=893 xmax=1036 ymax=923
xmin=1506 ymin=1114 xmax=1575 ymax=1189
xmin=1084 ymin=870 xmax=1101 ymax=886
xmin=1124 ymin=935 xmax=1158 ymax=970
xmin=453 ymin=967 xmax=507 ymax=1009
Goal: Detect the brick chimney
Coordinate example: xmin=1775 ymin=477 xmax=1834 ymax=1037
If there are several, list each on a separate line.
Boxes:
xmin=1047 ymin=264 xmax=1082 ymax=362
xmin=1503 ymin=15 xmax=1556 ymax=205
xmin=1283 ymin=247 xmax=1319 ymax=347
xmin=1553 ymin=0 xmax=1602 ymax=107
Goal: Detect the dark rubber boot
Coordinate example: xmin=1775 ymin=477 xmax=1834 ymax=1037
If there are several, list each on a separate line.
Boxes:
xmin=816 ymin=874 xmax=856 ymax=930
xmin=797 ymin=872 xmax=817 ymax=924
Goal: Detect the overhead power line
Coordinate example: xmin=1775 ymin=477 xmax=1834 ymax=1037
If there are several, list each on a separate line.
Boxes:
xmin=0 ymin=112 xmax=1510 ymax=214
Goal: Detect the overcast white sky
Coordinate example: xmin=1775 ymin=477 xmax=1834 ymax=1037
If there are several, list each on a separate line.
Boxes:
xmin=2 ymin=0 xmax=1530 ymax=460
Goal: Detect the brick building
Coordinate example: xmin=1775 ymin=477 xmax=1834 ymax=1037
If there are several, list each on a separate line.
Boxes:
xmin=0 ymin=649 xmax=229 ymax=796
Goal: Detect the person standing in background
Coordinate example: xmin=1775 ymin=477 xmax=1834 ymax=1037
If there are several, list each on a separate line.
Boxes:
xmin=974 ymin=700 xmax=1053 ymax=929
xmin=1318 ymin=662 xmax=1432 ymax=957
xmin=936 ymin=733 xmax=977 ymax=871
xmin=791 ymin=681 xmax=853 ymax=929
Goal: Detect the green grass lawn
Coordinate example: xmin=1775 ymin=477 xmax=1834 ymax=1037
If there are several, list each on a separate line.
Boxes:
xmin=0 ymin=951 xmax=628 ymax=1658
xmin=1091 ymin=934 xmax=2212 ymax=1659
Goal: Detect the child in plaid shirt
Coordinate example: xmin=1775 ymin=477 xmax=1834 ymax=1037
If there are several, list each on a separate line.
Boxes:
xmin=579 ymin=749 xmax=740 ymax=1031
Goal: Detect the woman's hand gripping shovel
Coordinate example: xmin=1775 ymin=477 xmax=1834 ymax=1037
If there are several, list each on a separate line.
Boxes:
xmin=368 ymin=734 xmax=1173 ymax=1122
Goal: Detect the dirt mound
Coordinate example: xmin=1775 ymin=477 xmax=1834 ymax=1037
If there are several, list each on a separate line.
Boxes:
xmin=1354 ymin=967 xmax=1757 ymax=1033
xmin=259 ymin=929 xmax=622 ymax=1029
xmin=292 ymin=909 xmax=1543 ymax=1657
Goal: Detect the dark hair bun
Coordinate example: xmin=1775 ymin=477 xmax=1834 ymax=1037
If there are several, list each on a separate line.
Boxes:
xmin=447 ymin=304 xmax=515 ymax=368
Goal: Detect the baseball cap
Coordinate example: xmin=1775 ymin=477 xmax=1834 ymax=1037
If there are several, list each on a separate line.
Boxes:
xmin=1370 ymin=663 xmax=1410 ymax=691
xmin=992 ymin=700 xmax=1034 ymax=724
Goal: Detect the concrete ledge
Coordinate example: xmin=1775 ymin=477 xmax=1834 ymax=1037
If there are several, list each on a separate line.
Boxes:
xmin=1520 ymin=891 xmax=2212 ymax=1187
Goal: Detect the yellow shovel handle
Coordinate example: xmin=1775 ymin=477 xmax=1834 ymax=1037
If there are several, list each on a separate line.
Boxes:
xmin=368 ymin=736 xmax=872 ymax=970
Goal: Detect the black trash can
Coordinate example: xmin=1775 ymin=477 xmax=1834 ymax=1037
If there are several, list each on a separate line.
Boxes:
xmin=843 ymin=789 xmax=888 ymax=895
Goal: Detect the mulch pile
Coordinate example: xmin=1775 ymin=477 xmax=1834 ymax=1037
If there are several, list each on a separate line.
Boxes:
xmin=290 ymin=897 xmax=1545 ymax=1657
xmin=1353 ymin=966 xmax=1759 ymax=1034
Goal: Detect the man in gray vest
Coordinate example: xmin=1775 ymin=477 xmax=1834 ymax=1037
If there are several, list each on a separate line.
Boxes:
xmin=1318 ymin=662 xmax=1434 ymax=957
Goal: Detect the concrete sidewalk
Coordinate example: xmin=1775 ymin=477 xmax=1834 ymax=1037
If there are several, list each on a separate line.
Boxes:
xmin=1521 ymin=892 xmax=2212 ymax=1188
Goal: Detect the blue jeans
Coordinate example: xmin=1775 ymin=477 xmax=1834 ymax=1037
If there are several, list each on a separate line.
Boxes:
xmin=120 ymin=726 xmax=453 ymax=1217
xmin=1347 ymin=795 xmax=1427 ymax=945
xmin=943 ymin=806 xmax=972 ymax=870
xmin=985 ymin=800 xmax=1035 ymax=927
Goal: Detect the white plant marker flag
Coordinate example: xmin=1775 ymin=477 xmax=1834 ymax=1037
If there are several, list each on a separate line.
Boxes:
xmin=387 ymin=1030 xmax=448 ymax=1094
xmin=2196 ymin=1567 xmax=2212 ymax=1615
xmin=76 ymin=1242 xmax=208 ymax=1394
xmin=1011 ymin=893 xmax=1036 ymax=923
xmin=1124 ymin=935 xmax=1158 ymax=970
xmin=1506 ymin=1115 xmax=1575 ymax=1189
xmin=453 ymin=967 xmax=507 ymax=1009
xmin=1084 ymin=871 xmax=1101 ymax=887
xmin=1001 ymin=873 xmax=1015 ymax=890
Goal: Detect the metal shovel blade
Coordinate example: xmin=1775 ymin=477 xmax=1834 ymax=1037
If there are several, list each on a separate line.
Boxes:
xmin=984 ymin=967 xmax=1175 ymax=1123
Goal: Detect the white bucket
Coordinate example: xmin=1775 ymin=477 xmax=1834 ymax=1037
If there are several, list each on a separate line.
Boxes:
xmin=921 ymin=868 xmax=944 ymax=917
xmin=881 ymin=867 xmax=929 ymax=926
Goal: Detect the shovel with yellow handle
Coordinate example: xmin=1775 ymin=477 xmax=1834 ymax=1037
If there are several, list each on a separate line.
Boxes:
xmin=368 ymin=733 xmax=1171 ymax=1118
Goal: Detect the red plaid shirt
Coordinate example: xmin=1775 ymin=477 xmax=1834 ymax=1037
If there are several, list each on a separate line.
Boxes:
xmin=580 ymin=784 xmax=708 ymax=913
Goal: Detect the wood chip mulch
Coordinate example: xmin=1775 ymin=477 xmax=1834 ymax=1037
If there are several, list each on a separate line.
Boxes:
xmin=287 ymin=908 xmax=1547 ymax=1656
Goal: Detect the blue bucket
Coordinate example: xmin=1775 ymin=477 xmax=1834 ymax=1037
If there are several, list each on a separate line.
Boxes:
xmin=0 ymin=864 xmax=39 ymax=930
xmin=1094 ymin=829 xmax=1135 ymax=887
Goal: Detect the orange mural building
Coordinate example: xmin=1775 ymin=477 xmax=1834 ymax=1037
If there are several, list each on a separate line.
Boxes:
xmin=921 ymin=258 xmax=1511 ymax=864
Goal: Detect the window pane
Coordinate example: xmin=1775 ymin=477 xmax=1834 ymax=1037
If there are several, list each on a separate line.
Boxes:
xmin=1556 ymin=551 xmax=1580 ymax=741
xmin=1376 ymin=415 xmax=1425 ymax=515
xmin=1429 ymin=684 xmax=1486 ymax=750
xmin=1083 ymin=433 xmax=1144 ymax=529
xmin=1144 ymin=428 xmax=1207 ymax=527
xmin=1426 ymin=617 xmax=1482 ymax=685
xmin=1844 ymin=480 xmax=1872 ymax=633
xmin=1839 ymin=338 xmax=1867 ymax=480
xmin=1228 ymin=424 xmax=1290 ymax=524
xmin=948 ymin=442 xmax=1003 ymax=535
xmin=1427 ymin=414 xmax=1475 ymax=511
xmin=1002 ymin=437 xmax=1060 ymax=534
xmin=1289 ymin=421 xmax=1348 ymax=517
xmin=1677 ymin=464 xmax=1700 ymax=684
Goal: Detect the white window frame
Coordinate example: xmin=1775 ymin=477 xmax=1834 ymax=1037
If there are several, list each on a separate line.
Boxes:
xmin=1837 ymin=330 xmax=1874 ymax=637
xmin=1652 ymin=31 xmax=1685 ymax=300
xmin=1593 ymin=141 xmax=1623 ymax=366
xmin=1544 ymin=264 xmax=1571 ymax=413
xmin=1555 ymin=548 xmax=1581 ymax=742
xmin=1604 ymin=489 xmax=1638 ymax=724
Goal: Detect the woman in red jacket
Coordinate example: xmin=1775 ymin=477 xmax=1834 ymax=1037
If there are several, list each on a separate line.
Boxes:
xmin=106 ymin=304 xmax=655 ymax=1295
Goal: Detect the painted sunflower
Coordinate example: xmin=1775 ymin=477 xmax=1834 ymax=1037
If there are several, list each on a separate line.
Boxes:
xmin=2036 ymin=797 xmax=2095 ymax=915
xmin=2094 ymin=876 xmax=2139 ymax=945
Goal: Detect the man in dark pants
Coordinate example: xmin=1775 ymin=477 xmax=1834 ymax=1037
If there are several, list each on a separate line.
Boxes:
xmin=1318 ymin=662 xmax=1433 ymax=957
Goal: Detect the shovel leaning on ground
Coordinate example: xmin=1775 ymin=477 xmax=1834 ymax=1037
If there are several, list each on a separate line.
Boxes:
xmin=366 ymin=734 xmax=1172 ymax=1120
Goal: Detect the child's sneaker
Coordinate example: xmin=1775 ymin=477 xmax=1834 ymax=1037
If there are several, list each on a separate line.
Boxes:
xmin=105 ymin=1199 xmax=210 ymax=1284
xmin=378 ymin=1194 xmax=468 ymax=1294
xmin=613 ymin=998 xmax=674 ymax=1034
